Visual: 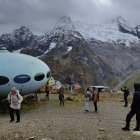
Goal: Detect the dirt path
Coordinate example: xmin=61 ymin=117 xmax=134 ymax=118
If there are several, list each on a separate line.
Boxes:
xmin=0 ymin=94 xmax=140 ymax=140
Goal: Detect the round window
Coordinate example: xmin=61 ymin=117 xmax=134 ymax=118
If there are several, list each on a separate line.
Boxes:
xmin=14 ymin=74 xmax=31 ymax=84
xmin=34 ymin=73 xmax=45 ymax=81
xmin=0 ymin=76 xmax=9 ymax=85
xmin=46 ymin=71 xmax=51 ymax=78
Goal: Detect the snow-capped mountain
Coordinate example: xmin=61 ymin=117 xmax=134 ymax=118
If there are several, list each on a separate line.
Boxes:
xmin=40 ymin=16 xmax=140 ymax=87
xmin=47 ymin=15 xmax=83 ymax=41
xmin=19 ymin=16 xmax=84 ymax=57
xmin=0 ymin=26 xmax=34 ymax=51
xmin=0 ymin=16 xmax=140 ymax=54
xmin=1 ymin=16 xmax=140 ymax=88
xmin=111 ymin=16 xmax=136 ymax=33
xmin=135 ymin=24 xmax=140 ymax=38
xmin=74 ymin=16 xmax=140 ymax=46
xmin=53 ymin=16 xmax=76 ymax=33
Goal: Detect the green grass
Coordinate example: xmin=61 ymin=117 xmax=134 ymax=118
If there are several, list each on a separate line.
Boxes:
xmin=0 ymin=94 xmax=85 ymax=114
xmin=121 ymin=71 xmax=140 ymax=91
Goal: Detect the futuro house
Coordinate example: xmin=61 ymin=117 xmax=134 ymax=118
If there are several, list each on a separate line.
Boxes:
xmin=0 ymin=48 xmax=51 ymax=98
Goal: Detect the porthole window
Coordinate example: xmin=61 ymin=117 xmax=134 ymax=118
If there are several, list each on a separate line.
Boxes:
xmin=34 ymin=73 xmax=45 ymax=81
xmin=14 ymin=74 xmax=30 ymax=84
xmin=0 ymin=76 xmax=9 ymax=85
xmin=47 ymin=71 xmax=51 ymax=78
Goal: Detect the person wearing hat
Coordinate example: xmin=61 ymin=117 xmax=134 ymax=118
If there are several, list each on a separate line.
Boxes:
xmin=122 ymin=83 xmax=140 ymax=131
xmin=7 ymin=87 xmax=23 ymax=123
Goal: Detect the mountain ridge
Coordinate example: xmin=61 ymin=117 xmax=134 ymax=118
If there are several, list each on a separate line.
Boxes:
xmin=74 ymin=16 xmax=140 ymax=46
xmin=0 ymin=16 xmax=140 ymax=88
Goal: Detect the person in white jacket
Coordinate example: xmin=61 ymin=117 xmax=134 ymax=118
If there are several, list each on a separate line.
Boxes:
xmin=84 ymin=88 xmax=92 ymax=112
xmin=7 ymin=87 xmax=23 ymax=123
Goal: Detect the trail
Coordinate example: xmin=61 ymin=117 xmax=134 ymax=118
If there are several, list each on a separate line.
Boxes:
xmin=0 ymin=94 xmax=140 ymax=140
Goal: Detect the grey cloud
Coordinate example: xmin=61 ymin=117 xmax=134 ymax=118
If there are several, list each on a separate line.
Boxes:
xmin=0 ymin=0 xmax=72 ymax=34
xmin=110 ymin=0 xmax=140 ymax=25
xmin=69 ymin=0 xmax=140 ymax=25
xmin=0 ymin=0 xmax=140 ymax=35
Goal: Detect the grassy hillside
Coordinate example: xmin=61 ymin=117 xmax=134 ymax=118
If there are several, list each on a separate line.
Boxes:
xmin=120 ymin=70 xmax=140 ymax=91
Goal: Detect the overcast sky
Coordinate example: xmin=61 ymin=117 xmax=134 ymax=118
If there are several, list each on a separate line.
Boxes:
xmin=0 ymin=0 xmax=140 ymax=35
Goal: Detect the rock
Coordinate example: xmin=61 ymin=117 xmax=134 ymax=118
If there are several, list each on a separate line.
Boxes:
xmin=98 ymin=119 xmax=101 ymax=122
xmin=131 ymin=131 xmax=140 ymax=136
xmin=42 ymin=138 xmax=52 ymax=140
xmin=29 ymin=136 xmax=35 ymax=140
xmin=98 ymin=128 xmax=105 ymax=131
xmin=15 ymin=133 xmax=20 ymax=139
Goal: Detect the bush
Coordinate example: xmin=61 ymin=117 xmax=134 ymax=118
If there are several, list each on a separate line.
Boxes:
xmin=66 ymin=97 xmax=74 ymax=101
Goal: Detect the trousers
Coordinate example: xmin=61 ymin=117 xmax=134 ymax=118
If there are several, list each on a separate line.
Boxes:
xmin=124 ymin=95 xmax=128 ymax=106
xmin=85 ymin=98 xmax=90 ymax=111
xmin=9 ymin=107 xmax=20 ymax=122
xmin=60 ymin=99 xmax=64 ymax=106
xmin=93 ymin=101 xmax=98 ymax=111
xmin=126 ymin=110 xmax=140 ymax=129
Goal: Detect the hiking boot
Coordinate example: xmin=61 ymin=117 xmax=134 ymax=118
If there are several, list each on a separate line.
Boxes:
xmin=133 ymin=128 xmax=140 ymax=131
xmin=122 ymin=127 xmax=130 ymax=131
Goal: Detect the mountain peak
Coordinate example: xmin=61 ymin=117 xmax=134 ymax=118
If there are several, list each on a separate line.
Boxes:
xmin=109 ymin=16 xmax=137 ymax=36
xmin=58 ymin=16 xmax=72 ymax=23
xmin=111 ymin=16 xmax=130 ymax=25
xmin=10 ymin=26 xmax=33 ymax=41
xmin=19 ymin=26 xmax=30 ymax=32
xmin=13 ymin=26 xmax=32 ymax=34
xmin=53 ymin=16 xmax=75 ymax=32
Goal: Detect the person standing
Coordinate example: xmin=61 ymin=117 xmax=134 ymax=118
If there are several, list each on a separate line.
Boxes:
xmin=121 ymin=86 xmax=130 ymax=107
xmin=84 ymin=88 xmax=92 ymax=112
xmin=7 ymin=87 xmax=23 ymax=123
xmin=45 ymin=83 xmax=50 ymax=100
xmin=97 ymin=88 xmax=101 ymax=101
xmin=58 ymin=87 xmax=65 ymax=106
xmin=122 ymin=83 xmax=140 ymax=131
xmin=92 ymin=87 xmax=98 ymax=112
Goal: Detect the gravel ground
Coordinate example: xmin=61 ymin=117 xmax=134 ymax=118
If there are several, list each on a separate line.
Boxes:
xmin=0 ymin=93 xmax=140 ymax=140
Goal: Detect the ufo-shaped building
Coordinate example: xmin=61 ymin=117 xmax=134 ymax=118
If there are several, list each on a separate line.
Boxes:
xmin=0 ymin=48 xmax=51 ymax=98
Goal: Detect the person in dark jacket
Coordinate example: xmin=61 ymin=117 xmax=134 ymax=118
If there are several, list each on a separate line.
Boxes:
xmin=121 ymin=86 xmax=130 ymax=107
xmin=122 ymin=83 xmax=140 ymax=131
xmin=58 ymin=87 xmax=65 ymax=106
xmin=92 ymin=87 xmax=98 ymax=112
xmin=45 ymin=83 xmax=50 ymax=100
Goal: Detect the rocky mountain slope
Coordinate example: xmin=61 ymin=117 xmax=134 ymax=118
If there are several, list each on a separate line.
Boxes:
xmin=0 ymin=16 xmax=140 ymax=88
xmin=0 ymin=26 xmax=34 ymax=51
xmin=40 ymin=16 xmax=115 ymax=87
